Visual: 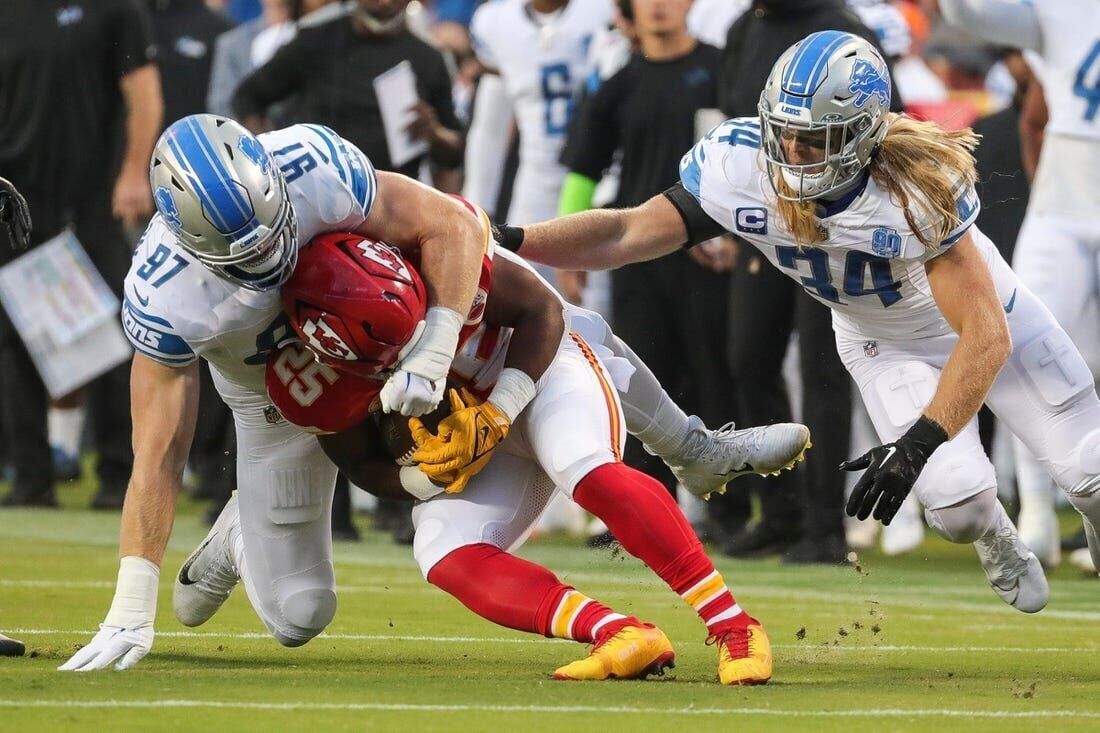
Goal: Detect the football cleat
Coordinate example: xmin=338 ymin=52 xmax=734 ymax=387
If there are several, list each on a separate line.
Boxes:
xmin=1068 ymin=547 xmax=1097 ymax=574
xmin=0 ymin=632 xmax=25 ymax=657
xmin=553 ymin=623 xmax=675 ymax=681
xmin=662 ymin=417 xmax=811 ymax=499
xmin=174 ymin=493 xmax=241 ymax=627
xmin=710 ymin=619 xmax=772 ymax=686
xmin=880 ymin=495 xmax=924 ymax=556
xmin=975 ymin=527 xmax=1049 ymax=613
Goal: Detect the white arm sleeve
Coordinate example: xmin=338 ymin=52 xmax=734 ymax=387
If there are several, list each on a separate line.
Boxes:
xmin=938 ymin=0 xmax=1042 ymax=53
xmin=461 ymin=73 xmax=514 ymax=219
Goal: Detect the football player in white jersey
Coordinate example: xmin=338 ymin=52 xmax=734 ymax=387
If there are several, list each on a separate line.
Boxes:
xmin=463 ymin=0 xmax=611 ymax=232
xmin=939 ymin=0 xmax=1100 ymax=571
xmin=502 ymin=31 xmax=1100 ymax=610
xmin=57 ymin=113 xmax=493 ymax=671
xmin=59 ymin=113 xmax=808 ymax=671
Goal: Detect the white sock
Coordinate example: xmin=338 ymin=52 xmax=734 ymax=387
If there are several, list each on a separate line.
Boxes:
xmin=48 ymin=406 xmax=84 ymax=456
xmin=602 ymin=332 xmax=691 ymax=456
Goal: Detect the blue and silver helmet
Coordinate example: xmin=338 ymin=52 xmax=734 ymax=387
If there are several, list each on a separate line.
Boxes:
xmin=758 ymin=31 xmax=891 ymax=201
xmin=150 ymin=114 xmax=297 ymax=290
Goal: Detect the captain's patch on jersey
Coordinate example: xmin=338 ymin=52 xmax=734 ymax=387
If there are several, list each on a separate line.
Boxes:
xmin=735 ymin=207 xmax=768 ymax=235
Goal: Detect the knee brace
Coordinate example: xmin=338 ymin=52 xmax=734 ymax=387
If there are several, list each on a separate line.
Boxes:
xmin=924 ymin=488 xmax=999 ymax=544
xmin=271 ymin=587 xmax=337 ymax=647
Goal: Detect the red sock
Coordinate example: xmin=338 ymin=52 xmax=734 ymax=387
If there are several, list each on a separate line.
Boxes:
xmin=573 ymin=463 xmax=752 ymax=633
xmin=427 ymin=543 xmax=628 ymax=642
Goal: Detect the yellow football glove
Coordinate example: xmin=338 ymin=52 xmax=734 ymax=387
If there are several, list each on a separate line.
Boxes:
xmin=409 ymin=388 xmax=511 ymax=494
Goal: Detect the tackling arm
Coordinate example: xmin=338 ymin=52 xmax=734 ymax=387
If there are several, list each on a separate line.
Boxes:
xmin=516 ymin=192 xmax=690 ymax=270
xmin=923 ymin=233 xmax=1012 ymax=437
xmin=60 ymin=355 xmax=200 ymax=672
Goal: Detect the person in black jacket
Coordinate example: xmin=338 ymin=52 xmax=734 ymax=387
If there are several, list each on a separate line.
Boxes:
xmin=717 ymin=0 xmax=902 ymax=563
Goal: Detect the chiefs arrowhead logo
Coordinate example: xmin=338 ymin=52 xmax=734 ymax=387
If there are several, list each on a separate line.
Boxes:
xmin=357 ymin=240 xmax=411 ymax=280
xmin=302 ymin=316 xmax=355 ymax=360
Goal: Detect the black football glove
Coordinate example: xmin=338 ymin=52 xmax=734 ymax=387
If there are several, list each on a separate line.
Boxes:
xmin=841 ymin=415 xmax=948 ymax=525
xmin=0 ymin=176 xmax=31 ymax=251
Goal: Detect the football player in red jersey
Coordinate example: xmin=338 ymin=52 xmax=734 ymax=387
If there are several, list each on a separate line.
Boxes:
xmin=265 ymin=232 xmax=791 ymax=685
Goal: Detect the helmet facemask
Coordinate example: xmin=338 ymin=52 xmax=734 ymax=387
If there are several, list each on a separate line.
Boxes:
xmin=760 ymin=109 xmax=877 ymax=201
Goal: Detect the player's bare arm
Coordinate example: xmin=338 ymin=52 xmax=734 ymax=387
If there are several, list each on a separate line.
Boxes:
xmin=360 ymin=172 xmax=486 ymax=316
xmin=516 ymin=193 xmax=688 ymax=270
xmin=1019 ymin=77 xmax=1048 ymax=182
xmin=922 ymin=232 xmax=1012 ymax=437
xmin=120 ymin=355 xmax=201 ymax=564
xmin=359 ymin=172 xmax=490 ymax=415
xmin=481 ymin=255 xmax=564 ymax=385
xmin=59 ymin=355 xmax=199 ymax=672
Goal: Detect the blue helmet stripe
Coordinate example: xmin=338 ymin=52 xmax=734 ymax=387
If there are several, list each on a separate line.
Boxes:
xmin=781 ymin=31 xmax=851 ymax=108
xmin=167 ymin=119 xmax=255 ymax=235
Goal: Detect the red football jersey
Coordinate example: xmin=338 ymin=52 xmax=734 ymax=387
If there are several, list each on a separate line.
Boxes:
xmin=265 ymin=342 xmax=381 ymax=434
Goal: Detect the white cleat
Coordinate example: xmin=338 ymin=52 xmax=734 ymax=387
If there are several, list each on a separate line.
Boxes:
xmin=662 ymin=417 xmax=811 ymax=499
xmin=1017 ymin=505 xmax=1061 ymax=568
xmin=174 ymin=492 xmax=241 ymax=627
xmin=880 ymin=496 xmax=924 ymax=556
xmin=975 ymin=528 xmax=1049 ymax=613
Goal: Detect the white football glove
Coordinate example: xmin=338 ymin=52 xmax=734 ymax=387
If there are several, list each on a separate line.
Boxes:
xmin=58 ymin=624 xmax=154 ymax=672
xmin=380 ymin=307 xmax=464 ymax=416
xmin=59 ymin=556 xmax=159 ymax=672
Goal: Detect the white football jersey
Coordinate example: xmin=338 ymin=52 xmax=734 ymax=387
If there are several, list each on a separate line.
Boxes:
xmin=1031 ymin=1 xmax=1100 ymax=142
xmin=122 ymin=124 xmax=376 ymax=410
xmin=470 ymin=0 xmax=610 ymax=221
xmin=680 ymin=118 xmax=985 ymax=341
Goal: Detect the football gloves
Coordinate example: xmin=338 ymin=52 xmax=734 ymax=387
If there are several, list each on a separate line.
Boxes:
xmin=58 ymin=624 xmax=153 ymax=672
xmin=410 ymin=388 xmax=510 ymax=494
xmin=0 ymin=176 xmax=31 ymax=251
xmin=842 ymin=415 xmax=948 ymax=525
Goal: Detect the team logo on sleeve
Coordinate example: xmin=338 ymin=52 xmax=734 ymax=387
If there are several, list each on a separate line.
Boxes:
xmin=871 ymin=227 xmax=902 ymax=258
xmin=848 ymin=59 xmax=890 ymax=109
xmin=238 ymin=135 xmax=271 ymax=174
xmin=302 ymin=316 xmax=354 ymax=360
xmin=154 ymin=187 xmax=183 ymax=229
xmin=735 ymin=207 xmax=768 ymax=235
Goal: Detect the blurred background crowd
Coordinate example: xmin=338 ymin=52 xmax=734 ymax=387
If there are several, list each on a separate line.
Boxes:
xmin=0 ymin=0 xmax=1085 ymax=570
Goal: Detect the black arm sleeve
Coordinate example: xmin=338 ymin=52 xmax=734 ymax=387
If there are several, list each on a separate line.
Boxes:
xmin=231 ymin=34 xmax=311 ymax=119
xmin=662 ymin=183 xmax=727 ymax=247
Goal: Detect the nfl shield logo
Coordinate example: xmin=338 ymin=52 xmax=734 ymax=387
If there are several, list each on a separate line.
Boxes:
xmin=863 ymin=341 xmax=879 ymax=358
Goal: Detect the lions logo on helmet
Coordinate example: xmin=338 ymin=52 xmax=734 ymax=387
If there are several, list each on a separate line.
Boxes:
xmin=848 ymin=59 xmax=890 ymax=109
xmin=237 ymin=134 xmax=271 ymax=175
xmin=154 ymin=187 xmax=183 ymax=230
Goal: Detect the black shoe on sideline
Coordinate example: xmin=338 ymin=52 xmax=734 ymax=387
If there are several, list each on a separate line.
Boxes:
xmin=1062 ymin=527 xmax=1089 ymax=552
xmin=0 ymin=488 xmax=58 ymax=508
xmin=90 ymin=486 xmax=126 ymax=510
xmin=781 ymin=534 xmax=850 ymax=565
xmin=720 ymin=523 xmax=799 ymax=558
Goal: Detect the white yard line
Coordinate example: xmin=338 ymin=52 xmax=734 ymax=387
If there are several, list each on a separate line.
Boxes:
xmin=0 ymin=700 xmax=1096 ymax=719
xmin=8 ymin=628 xmax=1095 ymax=654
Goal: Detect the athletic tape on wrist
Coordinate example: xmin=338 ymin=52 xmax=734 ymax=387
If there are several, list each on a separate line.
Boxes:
xmin=103 ymin=556 xmax=159 ymax=629
xmin=487 ymin=367 xmax=537 ymax=423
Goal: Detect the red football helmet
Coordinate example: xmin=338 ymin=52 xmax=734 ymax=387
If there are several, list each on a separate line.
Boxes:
xmin=281 ymin=232 xmax=427 ymax=377
xmin=265 ymin=342 xmax=381 ymax=434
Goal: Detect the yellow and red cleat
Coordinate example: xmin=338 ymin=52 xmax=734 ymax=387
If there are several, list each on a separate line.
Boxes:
xmin=710 ymin=619 xmax=772 ymax=685
xmin=553 ymin=623 xmax=675 ymax=681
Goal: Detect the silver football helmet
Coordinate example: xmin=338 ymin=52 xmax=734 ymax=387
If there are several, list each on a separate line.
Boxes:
xmin=758 ymin=31 xmax=891 ymax=201
xmin=150 ymin=114 xmax=297 ymax=290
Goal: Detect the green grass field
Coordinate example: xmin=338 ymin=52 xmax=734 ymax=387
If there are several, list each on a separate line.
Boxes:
xmin=2 ymin=480 xmax=1099 ymax=733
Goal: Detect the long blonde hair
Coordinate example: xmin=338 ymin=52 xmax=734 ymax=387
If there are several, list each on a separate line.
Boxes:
xmin=773 ymin=114 xmax=981 ymax=249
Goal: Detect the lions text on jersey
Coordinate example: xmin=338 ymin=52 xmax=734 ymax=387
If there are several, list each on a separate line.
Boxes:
xmin=679 ymin=117 xmax=981 ymax=342
xmin=470 ymin=0 xmax=610 ymax=223
xmin=122 ymin=124 xmax=377 ymax=411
